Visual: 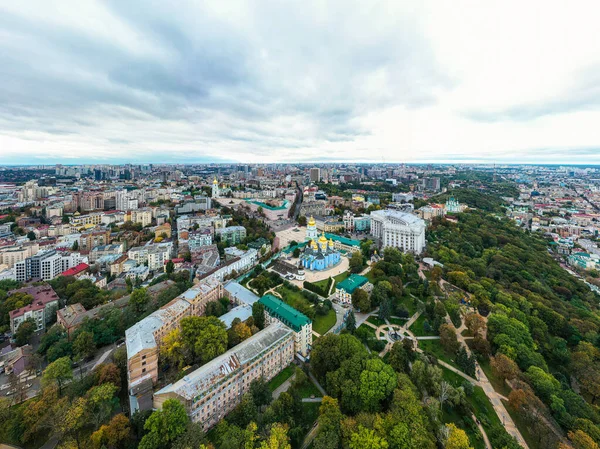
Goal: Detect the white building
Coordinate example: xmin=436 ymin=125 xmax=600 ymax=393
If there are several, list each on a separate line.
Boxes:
xmin=370 ymin=209 xmax=426 ymax=254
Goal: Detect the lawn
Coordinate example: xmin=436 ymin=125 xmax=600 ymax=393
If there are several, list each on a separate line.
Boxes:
xmin=268 ymin=365 xmax=296 ymax=393
xmin=313 ymin=309 xmax=336 ymax=335
xmin=334 ymin=270 xmax=350 ymax=284
xmin=296 ymin=379 xmax=322 ymax=399
xmin=276 ymin=285 xmax=313 ymax=311
xmin=367 ymin=316 xmax=385 ymax=327
xmin=388 ymin=317 xmax=408 ymax=326
xmin=396 ymin=295 xmax=417 ymax=316
xmin=442 ymin=366 xmax=470 ymax=388
xmin=418 ymin=339 xmax=460 ymax=370
xmin=409 ymin=314 xmax=438 ymax=337
xmin=312 ymin=277 xmax=331 ymax=292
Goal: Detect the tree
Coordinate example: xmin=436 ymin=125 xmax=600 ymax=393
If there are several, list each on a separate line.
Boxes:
xmin=346 ymin=311 xmax=356 ymax=334
xmin=525 ymin=366 xmax=561 ymax=402
xmin=259 ymin=423 xmax=291 ymax=449
xmin=252 ymin=302 xmax=266 ymax=330
xmin=359 ymin=358 xmax=397 ymax=411
xmin=138 ymin=399 xmax=189 ymax=449
xmin=490 ymin=354 xmax=519 ymax=383
xmin=15 ymin=318 xmax=36 ymax=346
xmin=160 ymin=329 xmax=188 ymax=370
xmin=445 ymin=423 xmax=473 ymax=449
xmin=165 ymin=260 xmax=175 ymax=275
xmin=439 ymin=324 xmax=460 ymax=354
xmin=388 ymin=341 xmax=409 ymax=373
xmin=464 ymin=313 xmax=486 ymax=337
xmin=292 ymin=248 xmax=301 ymax=258
xmin=60 ymin=397 xmax=90 ymax=448
xmin=97 ymin=363 xmax=121 ymax=388
xmin=560 ymin=430 xmax=600 ymax=449
xmin=130 ymin=288 xmax=150 ymax=313
xmin=42 ymin=356 xmax=73 ymax=395
xmin=228 ymin=320 xmax=252 ymax=347
xmin=349 ymin=426 xmax=389 ymax=449
xmin=73 ymin=330 xmax=96 ymax=361
xmin=27 ymin=231 xmax=36 ymax=241
xmin=378 ymin=297 xmax=392 ymax=322
xmin=298 ymin=216 xmax=307 ymax=226
xmin=349 ymin=251 xmax=364 ymax=273
xmin=314 ymin=396 xmax=342 ymax=449
xmin=87 ymin=383 xmax=119 ymax=428
xmin=90 ymin=413 xmax=131 ymax=449
xmin=72 ymin=240 xmax=79 ymax=251
xmin=180 ymin=316 xmax=228 ymax=365
xmin=352 ymin=289 xmax=370 ymax=312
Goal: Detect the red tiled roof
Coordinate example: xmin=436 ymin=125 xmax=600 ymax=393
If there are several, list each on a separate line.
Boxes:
xmin=61 ymin=263 xmax=89 ymax=277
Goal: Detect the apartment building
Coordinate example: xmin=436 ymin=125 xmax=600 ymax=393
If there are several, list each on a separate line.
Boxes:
xmin=79 ymin=229 xmax=111 ymax=251
xmin=0 ymin=242 xmax=40 ymax=268
xmin=215 ymin=226 xmax=247 ymax=245
xmin=70 ymin=212 xmax=104 ymax=227
xmin=15 ymin=250 xmax=62 ymax=282
xmin=125 ymin=279 xmax=223 ymax=394
xmin=153 ymin=323 xmax=294 ymax=431
xmin=9 ymin=284 xmax=60 ymax=333
xmin=370 ymin=209 xmax=426 ymax=254
xmin=196 ymin=248 xmax=258 ymax=283
xmin=258 ymin=294 xmax=312 ymax=357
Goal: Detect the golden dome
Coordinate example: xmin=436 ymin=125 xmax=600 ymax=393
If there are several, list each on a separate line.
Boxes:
xmin=213 ymin=177 xmax=218 ymax=185
xmin=311 ymin=239 xmax=318 ymax=249
xmin=308 ymin=216 xmax=316 ymax=226
xmin=318 ymin=232 xmax=327 ymax=243
xmin=329 ymin=238 xmax=334 ymax=247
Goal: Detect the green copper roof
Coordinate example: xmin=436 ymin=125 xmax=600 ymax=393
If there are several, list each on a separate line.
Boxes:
xmin=336 ymin=274 xmax=368 ymax=294
xmin=247 ymin=199 xmax=290 ymax=210
xmin=324 ymin=233 xmax=360 ymax=247
xmin=259 ymin=294 xmax=311 ymax=331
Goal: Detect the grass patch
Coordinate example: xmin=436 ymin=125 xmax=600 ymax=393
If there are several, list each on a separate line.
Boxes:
xmin=418 ymin=339 xmax=460 ymax=370
xmin=268 ymin=365 xmax=296 ymax=393
xmin=313 ymin=309 xmax=336 ymax=335
xmin=396 ymin=295 xmax=418 ymax=316
xmin=410 ymin=314 xmax=438 ymax=337
xmin=334 ymin=271 xmax=350 ymax=284
xmin=367 ymin=316 xmax=385 ymax=327
xmin=388 ymin=317 xmax=408 ymax=326
xmin=312 ymin=277 xmax=331 ymax=292
xmin=277 ymin=285 xmax=312 ymax=310
xmin=296 ymin=379 xmax=322 ymax=399
xmin=442 ymin=366 xmax=470 ymax=388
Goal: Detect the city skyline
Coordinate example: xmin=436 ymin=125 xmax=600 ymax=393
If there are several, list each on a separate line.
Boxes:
xmin=2 ymin=1 xmax=600 ymax=164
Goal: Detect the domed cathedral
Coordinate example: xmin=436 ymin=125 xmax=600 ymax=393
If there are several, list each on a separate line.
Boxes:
xmin=301 ymin=230 xmax=341 ymax=271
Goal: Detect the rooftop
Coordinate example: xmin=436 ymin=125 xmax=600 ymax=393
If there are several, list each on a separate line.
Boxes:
xmin=259 ymin=294 xmax=311 ymax=331
xmin=336 ymin=274 xmax=368 ymax=294
xmin=219 ymin=304 xmax=253 ymax=328
xmin=223 ymin=281 xmax=259 ymax=305
xmin=154 ymin=323 xmax=293 ymax=400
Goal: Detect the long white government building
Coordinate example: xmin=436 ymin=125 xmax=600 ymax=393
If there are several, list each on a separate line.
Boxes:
xmin=370 ymin=209 xmax=426 ymax=254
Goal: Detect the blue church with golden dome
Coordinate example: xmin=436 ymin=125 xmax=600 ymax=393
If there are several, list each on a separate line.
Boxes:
xmin=301 ymin=217 xmax=341 ymax=271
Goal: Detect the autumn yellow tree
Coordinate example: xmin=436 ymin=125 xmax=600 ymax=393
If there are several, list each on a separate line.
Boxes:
xmin=445 ymin=423 xmax=473 ymax=449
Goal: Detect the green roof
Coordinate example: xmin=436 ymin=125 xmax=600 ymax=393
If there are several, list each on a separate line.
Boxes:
xmin=259 ymin=294 xmax=311 ymax=331
xmin=324 ymin=233 xmax=360 ymax=247
xmin=247 ymin=199 xmax=290 ymax=211
xmin=336 ymin=274 xmax=368 ymax=294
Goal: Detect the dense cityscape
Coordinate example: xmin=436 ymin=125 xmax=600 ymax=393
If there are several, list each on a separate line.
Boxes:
xmin=0 ymin=163 xmax=598 ymax=449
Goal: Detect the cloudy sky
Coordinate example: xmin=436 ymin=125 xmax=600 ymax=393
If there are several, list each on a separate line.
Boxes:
xmin=1 ymin=1 xmax=600 ymax=165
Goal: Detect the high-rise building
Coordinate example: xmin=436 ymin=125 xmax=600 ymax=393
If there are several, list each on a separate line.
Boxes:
xmin=310 ymin=167 xmax=321 ymax=183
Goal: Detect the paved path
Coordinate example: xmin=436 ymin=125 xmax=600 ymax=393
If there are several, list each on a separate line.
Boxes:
xmin=301 ymin=422 xmax=319 ymax=449
xmin=308 ymin=371 xmax=327 ymax=397
xmin=272 ymin=373 xmax=296 ymax=400
xmin=472 ymin=414 xmax=493 ymax=449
